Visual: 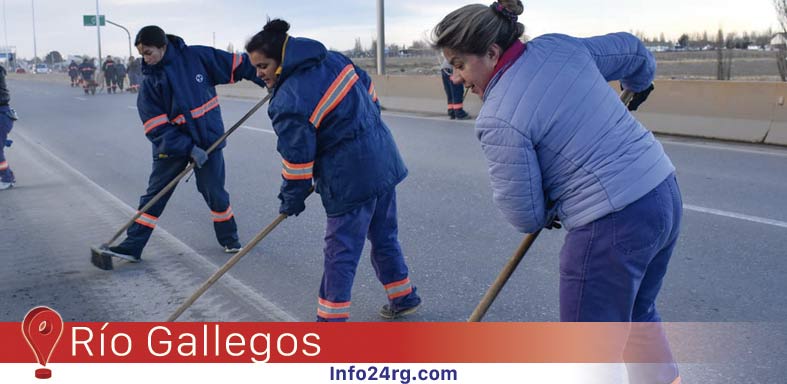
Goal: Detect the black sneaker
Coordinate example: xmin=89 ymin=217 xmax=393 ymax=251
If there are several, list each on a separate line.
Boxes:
xmin=379 ymin=303 xmax=420 ymax=320
xmin=454 ymin=110 xmax=471 ymax=120
xmin=104 ymin=246 xmax=142 ymax=263
xmin=223 ymin=242 xmax=242 ymax=254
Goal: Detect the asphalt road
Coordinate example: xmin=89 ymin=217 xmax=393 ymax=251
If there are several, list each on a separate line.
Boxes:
xmin=1 ymin=78 xmax=786 ymax=381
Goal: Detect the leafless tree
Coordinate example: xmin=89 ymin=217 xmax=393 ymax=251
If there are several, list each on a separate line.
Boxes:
xmin=773 ymin=1 xmax=787 ymax=80
xmin=717 ymin=29 xmax=732 ymax=80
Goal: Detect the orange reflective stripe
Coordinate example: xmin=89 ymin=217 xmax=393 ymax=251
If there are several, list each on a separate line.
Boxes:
xmin=0 ymin=161 xmax=7 ymax=170
xmin=134 ymin=211 xmax=158 ymax=229
xmin=143 ymin=114 xmax=169 ymax=134
xmin=190 ymin=96 xmax=219 ymax=119
xmin=670 ymin=377 xmax=681 ymax=384
xmin=171 ymin=114 xmax=186 ymax=125
xmin=309 ymin=64 xmax=359 ymax=129
xmin=368 ymin=82 xmax=378 ymax=102
xmin=384 ymin=277 xmax=413 ymax=299
xmin=317 ymin=310 xmax=350 ymax=319
xmin=317 ymin=298 xmax=351 ymax=319
xmin=448 ymin=103 xmax=464 ymax=110
xmin=211 ymin=206 xmax=234 ymax=222
xmin=318 ymin=298 xmax=351 ymax=308
xmin=230 ymin=54 xmax=242 ymax=84
xmin=282 ymin=159 xmax=314 ymax=180
xmin=282 ymin=160 xmax=314 ymax=169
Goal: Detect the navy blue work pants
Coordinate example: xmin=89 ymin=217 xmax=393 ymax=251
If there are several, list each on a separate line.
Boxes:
xmin=118 ymin=150 xmax=238 ymax=257
xmin=317 ymin=188 xmax=421 ymax=321
xmin=0 ymin=106 xmax=14 ymax=183
xmin=441 ymin=71 xmax=465 ymax=114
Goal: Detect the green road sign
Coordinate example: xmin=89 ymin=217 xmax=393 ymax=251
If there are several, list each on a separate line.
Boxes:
xmin=83 ymin=15 xmax=106 ymax=26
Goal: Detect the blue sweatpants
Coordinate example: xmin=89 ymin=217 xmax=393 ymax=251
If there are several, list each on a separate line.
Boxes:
xmin=441 ymin=71 xmax=466 ymax=116
xmin=0 ymin=106 xmax=15 ymax=183
xmin=317 ymin=188 xmax=421 ymax=321
xmin=559 ymin=174 xmax=682 ymax=384
xmin=115 ymin=150 xmax=239 ymax=257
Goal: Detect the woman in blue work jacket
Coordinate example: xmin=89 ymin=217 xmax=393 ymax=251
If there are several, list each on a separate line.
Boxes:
xmin=245 ymin=19 xmax=422 ymax=322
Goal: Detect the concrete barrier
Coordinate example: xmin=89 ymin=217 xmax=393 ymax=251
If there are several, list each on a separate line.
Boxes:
xmin=369 ymin=76 xmax=787 ymax=146
xmin=10 ymin=72 xmax=787 ymax=146
xmin=634 ymin=80 xmax=787 ymax=146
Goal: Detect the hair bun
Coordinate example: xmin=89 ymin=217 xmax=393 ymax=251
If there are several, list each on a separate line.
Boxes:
xmin=263 ymin=19 xmax=290 ymax=34
xmin=499 ymin=0 xmax=523 ymax=15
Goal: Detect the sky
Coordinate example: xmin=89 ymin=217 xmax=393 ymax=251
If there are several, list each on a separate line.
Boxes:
xmin=0 ymin=0 xmax=781 ymax=60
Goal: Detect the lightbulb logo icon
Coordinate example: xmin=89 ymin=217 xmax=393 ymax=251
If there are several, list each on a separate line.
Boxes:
xmin=22 ymin=306 xmax=64 ymax=379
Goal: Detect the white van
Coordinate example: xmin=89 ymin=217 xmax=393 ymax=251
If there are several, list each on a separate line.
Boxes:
xmin=34 ymin=63 xmax=50 ymax=74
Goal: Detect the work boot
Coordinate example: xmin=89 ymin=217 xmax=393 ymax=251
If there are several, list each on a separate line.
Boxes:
xmin=454 ymin=109 xmax=471 ymax=120
xmin=379 ymin=302 xmax=421 ymax=320
xmin=0 ymin=181 xmax=14 ymax=190
xmin=104 ymin=245 xmax=142 ymax=262
xmin=223 ymin=241 xmax=242 ymax=254
xmin=447 ymin=109 xmax=456 ymax=119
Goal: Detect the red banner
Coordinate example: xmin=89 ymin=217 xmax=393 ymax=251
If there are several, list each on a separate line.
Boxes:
xmin=0 ymin=321 xmax=726 ymax=364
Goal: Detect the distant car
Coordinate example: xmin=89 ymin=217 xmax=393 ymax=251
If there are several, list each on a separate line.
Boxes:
xmin=15 ymin=68 xmax=26 ymax=73
xmin=34 ymin=63 xmax=50 ymax=74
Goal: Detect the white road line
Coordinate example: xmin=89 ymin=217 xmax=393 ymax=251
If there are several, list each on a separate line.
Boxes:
xmin=127 ymin=106 xmax=137 ymax=110
xmin=241 ymin=125 xmax=275 ymax=134
xmin=75 ymin=97 xmax=87 ymax=101
xmin=684 ymin=204 xmax=787 ymax=229
xmin=15 ymin=129 xmax=298 ymax=321
xmin=662 ymin=140 xmax=787 ymax=158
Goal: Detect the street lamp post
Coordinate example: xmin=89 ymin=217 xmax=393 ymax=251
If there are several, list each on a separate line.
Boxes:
xmin=376 ymin=0 xmax=385 ymax=75
xmin=31 ymin=0 xmax=37 ymax=63
xmin=106 ymin=19 xmax=132 ymax=59
xmin=95 ymin=0 xmax=102 ymax=75
xmin=3 ymin=0 xmax=8 ymax=67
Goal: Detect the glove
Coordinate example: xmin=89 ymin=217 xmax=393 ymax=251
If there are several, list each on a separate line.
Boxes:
xmin=545 ymin=217 xmax=562 ymax=230
xmin=544 ymin=204 xmax=562 ymax=230
xmin=279 ymin=199 xmax=306 ymax=217
xmin=4 ymin=139 xmax=11 ymax=148
xmin=190 ymin=146 xmax=208 ymax=168
xmin=625 ymin=83 xmax=654 ymax=111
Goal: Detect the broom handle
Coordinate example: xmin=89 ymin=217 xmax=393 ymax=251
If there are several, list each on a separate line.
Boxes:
xmin=468 ymin=230 xmax=541 ymax=322
xmin=467 ymin=84 xmax=633 ymax=322
xmin=167 ymin=213 xmax=288 ymax=322
xmin=167 ymin=187 xmax=314 ymax=322
xmin=103 ymin=92 xmax=272 ymax=247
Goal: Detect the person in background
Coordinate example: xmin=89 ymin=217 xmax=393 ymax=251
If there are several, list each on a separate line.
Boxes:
xmin=79 ymin=58 xmax=98 ymax=95
xmin=68 ymin=60 xmax=80 ymax=87
xmin=433 ymin=2 xmax=679 ymax=383
xmin=440 ymin=57 xmax=470 ymax=120
xmin=127 ymin=56 xmax=142 ymax=92
xmin=245 ymin=19 xmax=421 ymax=321
xmin=99 ymin=25 xmax=266 ymax=262
xmin=0 ymin=64 xmax=17 ymax=190
xmin=114 ymin=59 xmax=127 ymax=92
xmin=102 ymin=55 xmax=117 ymax=93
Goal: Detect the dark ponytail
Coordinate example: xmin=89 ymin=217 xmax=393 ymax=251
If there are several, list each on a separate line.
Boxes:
xmin=245 ymin=18 xmax=290 ymax=62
